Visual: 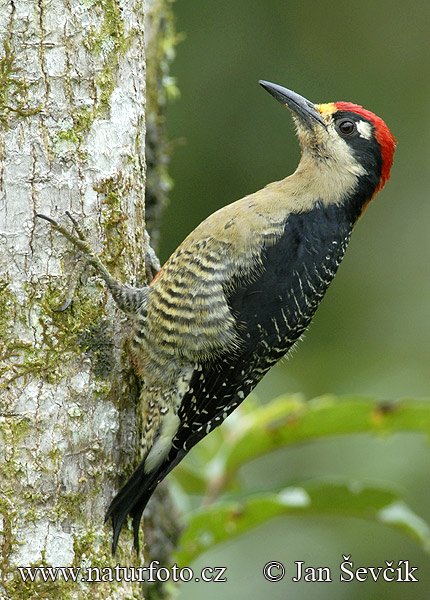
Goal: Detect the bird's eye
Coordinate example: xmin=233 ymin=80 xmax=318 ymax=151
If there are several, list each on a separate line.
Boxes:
xmin=337 ymin=119 xmax=356 ymax=136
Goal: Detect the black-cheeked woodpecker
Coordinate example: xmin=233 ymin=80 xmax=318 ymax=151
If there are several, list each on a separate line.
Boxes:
xmin=38 ymin=80 xmax=396 ymax=553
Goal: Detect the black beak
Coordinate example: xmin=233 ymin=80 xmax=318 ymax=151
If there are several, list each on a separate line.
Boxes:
xmin=259 ymin=80 xmax=326 ymax=128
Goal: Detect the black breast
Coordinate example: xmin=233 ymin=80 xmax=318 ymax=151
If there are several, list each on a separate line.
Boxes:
xmin=172 ymin=202 xmax=356 ymax=455
xmin=227 ymin=202 xmax=355 ymax=362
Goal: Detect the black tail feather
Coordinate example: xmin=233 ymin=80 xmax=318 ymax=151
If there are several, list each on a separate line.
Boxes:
xmin=105 ymin=462 xmax=158 ymax=554
xmin=105 ymin=450 xmax=185 ymax=554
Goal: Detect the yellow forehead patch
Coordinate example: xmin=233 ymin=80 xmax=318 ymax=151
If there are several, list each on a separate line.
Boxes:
xmin=317 ymin=103 xmax=338 ymax=116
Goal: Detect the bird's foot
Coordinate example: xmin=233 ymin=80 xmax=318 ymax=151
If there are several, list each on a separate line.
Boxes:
xmin=37 ymin=212 xmax=113 ymax=308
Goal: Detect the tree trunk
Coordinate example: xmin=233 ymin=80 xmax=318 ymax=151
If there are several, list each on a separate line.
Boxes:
xmin=0 ymin=1 xmax=178 ymax=598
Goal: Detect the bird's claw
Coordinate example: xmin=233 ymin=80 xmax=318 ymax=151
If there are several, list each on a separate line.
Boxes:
xmin=52 ymin=256 xmax=91 ymax=312
xmin=36 ymin=212 xmax=112 ymax=310
xmin=36 ymin=212 xmax=95 ymax=259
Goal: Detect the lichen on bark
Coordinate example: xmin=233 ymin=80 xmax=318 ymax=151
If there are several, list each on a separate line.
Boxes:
xmin=0 ymin=0 xmax=180 ymax=598
xmin=0 ymin=39 xmax=41 ymax=129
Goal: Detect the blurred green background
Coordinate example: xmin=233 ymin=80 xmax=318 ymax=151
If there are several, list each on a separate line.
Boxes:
xmin=159 ymin=1 xmax=430 ymax=598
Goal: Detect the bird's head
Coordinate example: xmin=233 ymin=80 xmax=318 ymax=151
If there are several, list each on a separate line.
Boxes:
xmin=259 ymin=80 xmax=396 ymax=215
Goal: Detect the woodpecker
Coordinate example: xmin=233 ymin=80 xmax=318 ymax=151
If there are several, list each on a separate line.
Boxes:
xmin=38 ymin=80 xmax=396 ymax=553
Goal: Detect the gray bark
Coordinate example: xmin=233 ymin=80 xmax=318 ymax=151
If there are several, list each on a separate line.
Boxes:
xmin=0 ymin=1 xmax=177 ymax=598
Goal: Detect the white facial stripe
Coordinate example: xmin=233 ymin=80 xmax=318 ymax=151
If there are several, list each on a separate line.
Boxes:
xmin=356 ymin=120 xmax=373 ymax=140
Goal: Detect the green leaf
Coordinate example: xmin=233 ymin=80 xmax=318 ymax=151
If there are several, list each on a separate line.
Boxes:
xmin=223 ymin=395 xmax=430 ymax=478
xmin=170 ymin=461 xmax=208 ymax=495
xmin=176 ymin=481 xmax=430 ymax=565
